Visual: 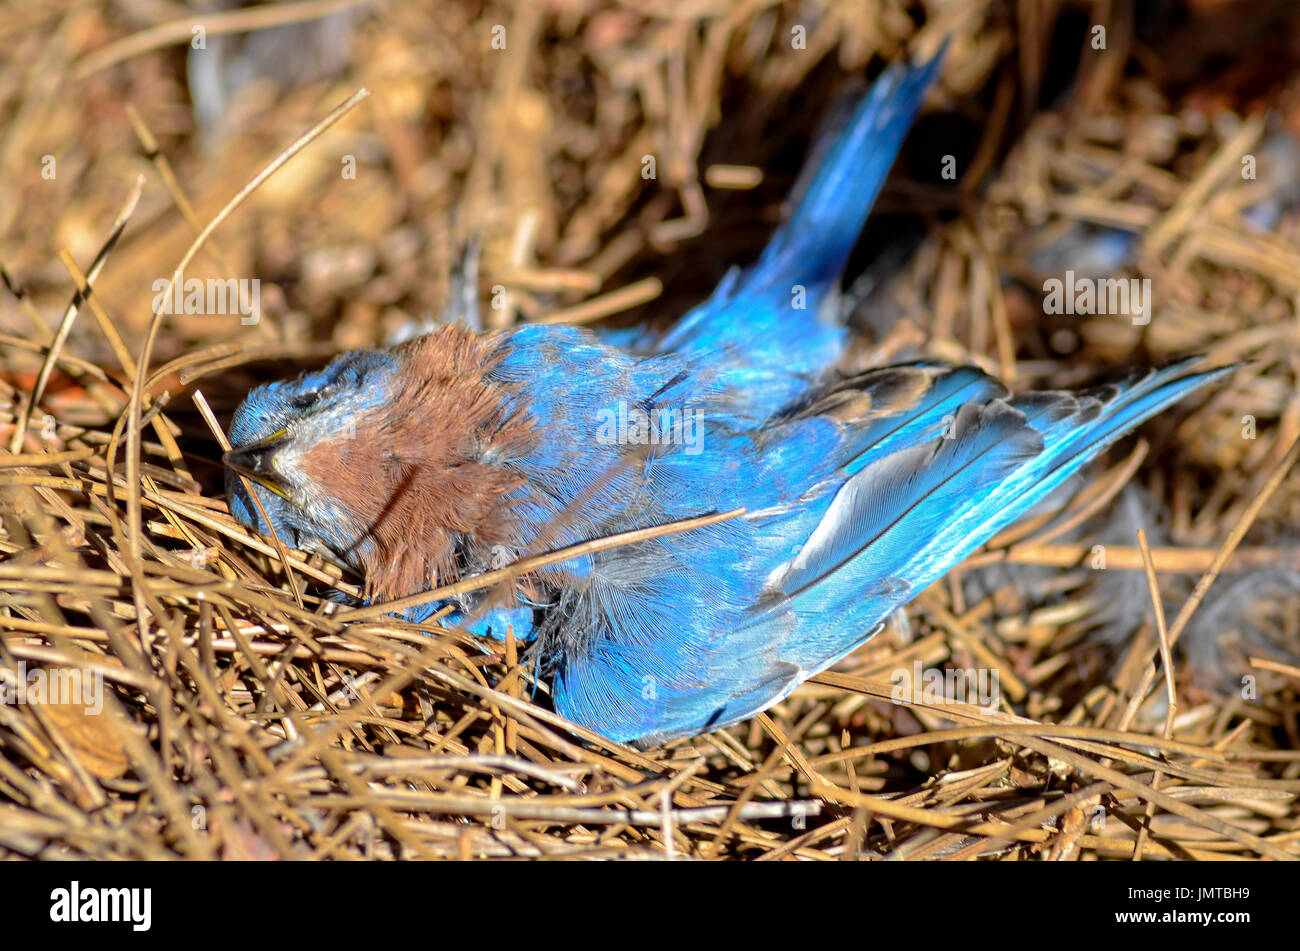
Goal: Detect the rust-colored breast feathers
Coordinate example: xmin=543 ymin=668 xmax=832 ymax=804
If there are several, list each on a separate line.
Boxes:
xmin=301 ymin=326 xmax=534 ymax=599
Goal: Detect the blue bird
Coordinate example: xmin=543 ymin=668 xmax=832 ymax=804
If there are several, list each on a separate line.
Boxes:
xmin=224 ymin=51 xmax=1231 ymax=746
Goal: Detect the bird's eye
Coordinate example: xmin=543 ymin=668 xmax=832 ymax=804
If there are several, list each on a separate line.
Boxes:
xmin=289 ymin=390 xmax=319 ymax=409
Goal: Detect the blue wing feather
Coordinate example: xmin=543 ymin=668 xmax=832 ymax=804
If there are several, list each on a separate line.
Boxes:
xmin=523 ymin=343 xmax=1228 ymax=744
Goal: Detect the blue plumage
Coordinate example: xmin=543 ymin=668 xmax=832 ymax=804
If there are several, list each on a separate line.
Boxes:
xmin=638 ymin=48 xmax=946 ymax=420
xmin=224 ymin=50 xmax=1232 ymax=746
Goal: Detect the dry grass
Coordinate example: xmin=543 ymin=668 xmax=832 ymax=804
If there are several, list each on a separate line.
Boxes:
xmin=1 ymin=0 xmax=1298 ymax=860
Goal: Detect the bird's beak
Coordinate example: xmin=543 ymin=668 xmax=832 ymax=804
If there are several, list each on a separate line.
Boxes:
xmin=223 ymin=430 xmax=291 ymax=500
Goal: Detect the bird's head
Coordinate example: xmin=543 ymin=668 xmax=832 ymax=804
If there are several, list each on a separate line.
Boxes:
xmin=224 ymin=325 xmax=534 ymax=599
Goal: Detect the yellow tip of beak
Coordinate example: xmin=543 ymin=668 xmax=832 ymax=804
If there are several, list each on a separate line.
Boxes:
xmin=223 ymin=430 xmax=291 ymax=500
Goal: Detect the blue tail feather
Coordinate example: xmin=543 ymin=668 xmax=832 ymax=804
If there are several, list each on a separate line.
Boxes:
xmin=749 ymin=45 xmax=946 ymax=294
xmin=648 ymin=48 xmax=945 ymax=419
